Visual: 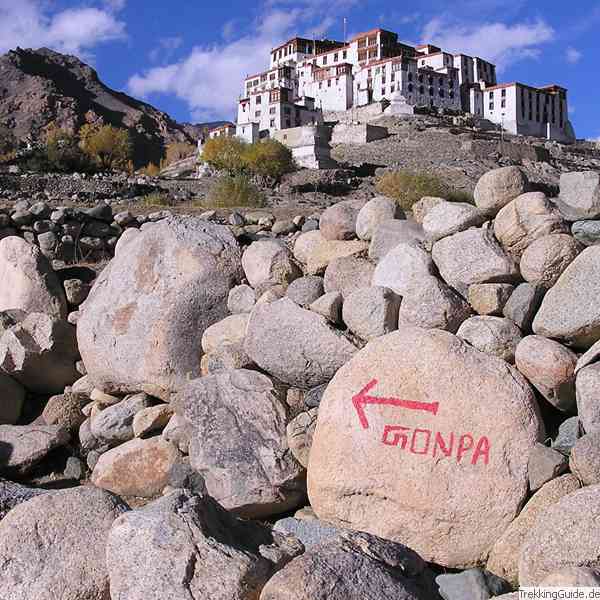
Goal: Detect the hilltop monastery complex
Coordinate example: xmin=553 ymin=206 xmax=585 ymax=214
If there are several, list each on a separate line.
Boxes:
xmin=233 ymin=28 xmax=575 ymax=144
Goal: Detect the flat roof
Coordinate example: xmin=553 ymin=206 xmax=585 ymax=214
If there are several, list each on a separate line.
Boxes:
xmin=483 ymin=81 xmax=568 ymax=93
xmin=350 ymin=28 xmax=397 ymax=42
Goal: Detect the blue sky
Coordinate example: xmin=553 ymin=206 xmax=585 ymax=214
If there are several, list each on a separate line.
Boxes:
xmin=1 ymin=0 xmax=598 ymax=139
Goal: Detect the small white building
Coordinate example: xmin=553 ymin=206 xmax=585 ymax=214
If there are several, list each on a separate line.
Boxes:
xmin=208 ymin=123 xmax=236 ymax=139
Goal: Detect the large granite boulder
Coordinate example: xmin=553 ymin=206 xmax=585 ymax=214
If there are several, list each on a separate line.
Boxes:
xmin=356 ymin=196 xmax=401 ymax=241
xmin=368 ymin=220 xmax=426 ymax=261
xmin=0 ymin=486 xmax=128 ymax=600
xmin=0 ymin=372 xmax=25 ymax=425
xmin=107 ymin=489 xmax=303 ymax=600
xmin=519 ymin=485 xmax=600 ymax=585
xmin=173 ymin=369 xmax=305 ymax=518
xmin=0 ymin=236 xmax=67 ymax=319
xmin=556 ymin=171 xmax=600 ymax=221
xmin=260 ymin=531 xmax=438 ymax=600
xmin=242 ymin=240 xmax=301 ymax=288
xmin=473 ymin=166 xmax=528 ymax=216
xmin=77 ymin=217 xmax=242 ymax=400
xmin=308 ymin=327 xmax=544 ymax=568
xmin=493 ymin=192 xmax=568 ymax=258
xmin=533 ymin=246 xmax=600 ymax=349
xmin=244 ymin=298 xmax=356 ymax=389
xmin=422 ymin=201 xmax=486 ymax=242
xmin=0 ymin=311 xmax=79 ymax=394
xmin=0 ymin=478 xmax=46 ymax=520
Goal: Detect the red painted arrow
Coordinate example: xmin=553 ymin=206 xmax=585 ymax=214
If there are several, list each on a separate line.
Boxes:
xmin=352 ymin=379 xmax=439 ymax=429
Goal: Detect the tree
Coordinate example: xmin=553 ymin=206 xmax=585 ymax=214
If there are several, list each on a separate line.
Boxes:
xmin=242 ymin=139 xmax=294 ymax=179
xmin=45 ymin=125 xmax=91 ymax=172
xmin=164 ymin=141 xmax=197 ymax=166
xmin=79 ymin=123 xmax=132 ymax=171
xmin=201 ymin=136 xmax=247 ymax=174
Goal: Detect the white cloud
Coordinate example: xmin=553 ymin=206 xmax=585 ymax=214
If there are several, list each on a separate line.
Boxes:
xmin=103 ymin=0 xmax=126 ymax=11
xmin=421 ymin=18 xmax=555 ymax=71
xmin=0 ymin=0 xmax=127 ymax=56
xmin=128 ymin=3 xmax=354 ymax=121
xmin=149 ymin=36 xmax=183 ymax=63
xmin=565 ymin=46 xmax=582 ymax=64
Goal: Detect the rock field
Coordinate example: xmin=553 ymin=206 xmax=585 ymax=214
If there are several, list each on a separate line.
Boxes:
xmin=2 ymin=166 xmax=600 ymax=598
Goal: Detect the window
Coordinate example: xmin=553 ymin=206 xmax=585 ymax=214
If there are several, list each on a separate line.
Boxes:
xmin=256 ymin=96 xmax=262 ymax=104
xmin=391 ymin=85 xmax=395 ymax=93
xmin=334 ymin=53 xmax=338 ymax=62
xmin=408 ymin=83 xmax=413 ymax=93
xmin=408 ymin=72 xmax=413 ymax=82
xmin=449 ymin=90 xmax=454 ymax=99
xmin=489 ymin=91 xmax=494 ymax=99
xmin=382 ymin=88 xmax=385 ymax=96
xmin=489 ymin=103 xmax=494 ymax=111
xmin=269 ymin=107 xmax=276 ymax=114
xmin=439 ymin=89 xmax=445 ymax=98
xmin=270 ymin=119 xmax=275 ymax=127
xmin=343 ymin=50 xmax=347 ymax=59
xmin=418 ymin=74 xmax=423 ymax=83
xmin=501 ymin=88 xmax=506 ymax=97
xmin=501 ymin=99 xmax=506 ymax=108
xmin=429 ymin=87 xmax=434 ymax=96
xmin=286 ymin=119 xmax=291 ymax=127
xmin=255 ymin=110 xmax=261 ymax=117
xmin=323 ymin=55 xmax=328 ymax=65
xmin=328 ymin=79 xmax=332 ymax=87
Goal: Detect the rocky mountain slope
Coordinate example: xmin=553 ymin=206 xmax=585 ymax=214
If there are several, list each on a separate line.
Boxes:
xmin=0 ymin=47 xmax=195 ymax=166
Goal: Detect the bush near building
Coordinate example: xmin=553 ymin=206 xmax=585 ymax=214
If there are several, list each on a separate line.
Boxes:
xmin=205 ymin=173 xmax=265 ymax=209
xmin=242 ymin=139 xmax=294 ymax=180
xmin=376 ymin=169 xmax=473 ymax=210
xmin=202 ymin=137 xmax=295 ymax=180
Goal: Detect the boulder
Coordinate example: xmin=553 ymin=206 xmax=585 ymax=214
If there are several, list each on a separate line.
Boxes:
xmin=201 ymin=313 xmax=249 ymax=354
xmin=569 ymin=432 xmax=600 ymax=485
xmin=42 ymin=391 xmax=88 ymax=432
xmin=286 ymin=275 xmax=324 ymax=306
xmin=0 ymin=478 xmax=46 ymax=520
xmin=528 ymin=443 xmax=568 ymax=491
xmin=308 ymin=327 xmax=544 ymax=567
xmin=89 ymin=393 xmax=153 ymax=446
xmin=287 ymin=408 xmax=319 ymax=469
xmin=577 ymin=363 xmax=600 ymax=434
xmin=456 ymin=316 xmax=522 ymax=363
xmin=372 ymin=242 xmax=436 ymax=295
xmin=369 ymin=219 xmax=426 ymax=261
xmin=0 ymin=311 xmax=79 ymax=394
xmin=467 ymin=283 xmax=514 ymax=316
xmin=503 ymin=283 xmax=544 ymax=331
xmin=200 ymin=342 xmax=254 ymax=376
xmin=132 ymin=404 xmax=173 ymax=438
xmin=293 ymin=230 xmax=323 ymax=265
xmin=0 ymin=236 xmax=67 ymax=319
xmin=242 ymin=240 xmax=301 ymax=288
xmin=0 ymin=372 xmax=25 ymax=425
xmin=397 ymin=276 xmax=472 ymax=333
xmin=342 ymin=286 xmax=400 ymax=341
xmin=323 ymin=255 xmax=375 ymax=298
xmin=0 ymin=424 xmax=70 ymax=475
xmin=245 ymin=298 xmax=356 ymax=389
xmin=174 ymin=369 xmax=305 ymax=518
xmin=494 ymin=192 xmax=567 ymax=257
xmin=556 ymin=171 xmax=600 ymax=221
xmin=515 ymin=336 xmax=577 ymax=412
xmin=486 ymin=474 xmax=581 ymax=587
xmin=552 ymin=416 xmax=583 ymax=456
xmin=0 ymin=486 xmax=128 ymax=600
xmin=532 ymin=246 xmax=600 ymax=349
xmin=91 ymin=436 xmax=179 ymax=497
xmin=306 ymin=239 xmax=369 ymax=275
xmin=162 ymin=414 xmax=191 ymax=454
xmin=432 ymin=228 xmax=519 ymax=297
xmin=356 ymin=196 xmax=401 ymax=240
xmin=227 ymin=284 xmax=256 ymax=314
xmin=412 ymin=196 xmax=445 ymax=224
xmin=77 ymin=217 xmax=242 ymax=400
xmin=260 ymin=531 xmax=438 ymax=600
xmin=572 ymin=220 xmax=600 ymax=246
xmin=520 ymin=233 xmax=582 ymax=288
xmin=320 ymin=201 xmax=359 ymax=241
xmin=309 ymin=292 xmax=343 ymax=324
xmin=436 ymin=569 xmax=510 ymax=600
xmin=473 ymin=166 xmax=528 ymax=216
xmin=422 ymin=201 xmax=486 ymax=242
xmin=541 ymin=567 xmax=600 ymax=587
xmin=273 ymin=516 xmax=342 ymax=550
xmin=107 ymin=489 xmax=302 ymax=600
xmin=519 ymin=485 xmax=600 ymax=585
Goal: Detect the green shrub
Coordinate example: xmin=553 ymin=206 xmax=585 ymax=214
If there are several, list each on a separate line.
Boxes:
xmin=376 ymin=169 xmax=473 ymax=210
xmin=242 ymin=139 xmax=294 ymax=179
xmin=201 ymin=137 xmax=247 ymax=174
xmin=205 ymin=174 xmax=264 ymax=209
